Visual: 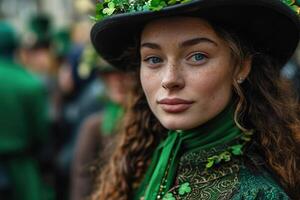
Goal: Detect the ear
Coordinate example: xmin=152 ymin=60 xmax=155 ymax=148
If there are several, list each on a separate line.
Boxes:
xmin=235 ymin=57 xmax=252 ymax=84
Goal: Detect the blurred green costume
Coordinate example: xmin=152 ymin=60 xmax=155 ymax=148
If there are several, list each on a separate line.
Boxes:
xmin=0 ymin=22 xmax=50 ymax=200
xmin=0 ymin=58 xmax=50 ymax=200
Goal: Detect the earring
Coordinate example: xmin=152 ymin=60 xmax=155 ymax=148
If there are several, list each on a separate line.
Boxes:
xmin=237 ymin=77 xmax=244 ymax=84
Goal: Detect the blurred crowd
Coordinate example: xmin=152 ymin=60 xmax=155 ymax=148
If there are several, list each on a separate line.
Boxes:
xmin=0 ymin=7 xmax=300 ymax=200
xmin=0 ymin=13 xmax=135 ymax=200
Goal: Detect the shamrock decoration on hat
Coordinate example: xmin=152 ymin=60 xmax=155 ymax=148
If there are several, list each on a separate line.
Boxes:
xmin=92 ymin=0 xmax=300 ymax=22
xmin=282 ymin=0 xmax=300 ymax=14
xmin=91 ymin=0 xmax=191 ymax=21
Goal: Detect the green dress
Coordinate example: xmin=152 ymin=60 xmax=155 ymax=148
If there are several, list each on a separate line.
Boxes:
xmin=134 ymin=103 xmax=289 ymax=200
xmin=0 ymin=58 xmax=52 ymax=200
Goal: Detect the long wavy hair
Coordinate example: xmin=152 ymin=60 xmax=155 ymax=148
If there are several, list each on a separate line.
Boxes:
xmin=91 ymin=18 xmax=300 ymax=200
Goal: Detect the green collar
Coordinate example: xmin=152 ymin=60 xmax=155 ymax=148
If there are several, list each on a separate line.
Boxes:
xmin=100 ymin=100 xmax=124 ymax=136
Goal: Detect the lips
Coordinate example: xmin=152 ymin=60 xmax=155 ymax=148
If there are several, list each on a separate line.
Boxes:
xmin=158 ymin=98 xmax=194 ymax=113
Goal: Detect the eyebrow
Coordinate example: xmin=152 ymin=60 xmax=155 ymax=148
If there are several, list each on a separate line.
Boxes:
xmin=140 ymin=42 xmax=161 ymax=50
xmin=180 ymin=37 xmax=218 ymax=47
xmin=141 ymin=37 xmax=218 ymax=50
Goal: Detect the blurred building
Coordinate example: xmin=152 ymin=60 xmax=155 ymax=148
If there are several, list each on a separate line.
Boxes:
xmin=0 ymin=0 xmax=94 ymax=31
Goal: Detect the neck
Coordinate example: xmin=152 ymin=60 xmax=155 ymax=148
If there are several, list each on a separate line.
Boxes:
xmin=170 ymin=102 xmax=242 ymax=152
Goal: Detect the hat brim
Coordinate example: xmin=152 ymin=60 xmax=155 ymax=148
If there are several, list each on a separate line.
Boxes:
xmin=91 ymin=0 xmax=300 ymax=70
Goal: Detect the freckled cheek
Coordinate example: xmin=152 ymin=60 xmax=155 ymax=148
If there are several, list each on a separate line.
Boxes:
xmin=190 ymin=71 xmax=232 ymax=100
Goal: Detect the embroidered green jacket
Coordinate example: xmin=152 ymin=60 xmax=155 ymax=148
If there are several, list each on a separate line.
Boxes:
xmin=134 ymin=104 xmax=290 ymax=200
xmin=163 ymin=142 xmax=289 ymax=200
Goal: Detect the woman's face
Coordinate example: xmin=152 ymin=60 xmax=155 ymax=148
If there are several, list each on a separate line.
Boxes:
xmin=102 ymin=72 xmax=133 ymax=105
xmin=140 ymin=17 xmax=247 ymax=130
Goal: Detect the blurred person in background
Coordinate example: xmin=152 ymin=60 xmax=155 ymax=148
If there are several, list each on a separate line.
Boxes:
xmin=19 ymin=14 xmax=54 ymax=80
xmin=69 ymin=58 xmax=134 ymax=200
xmin=281 ymin=58 xmax=300 ymax=99
xmin=48 ymin=28 xmax=73 ymax=160
xmin=0 ymin=21 xmax=53 ymax=200
xmin=281 ymin=45 xmax=300 ymax=101
xmin=55 ymin=44 xmax=104 ymax=200
xmin=18 ymin=15 xmax=68 ymax=197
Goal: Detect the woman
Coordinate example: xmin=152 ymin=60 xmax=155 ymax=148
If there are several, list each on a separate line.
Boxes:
xmin=70 ymin=58 xmax=134 ymax=200
xmin=90 ymin=0 xmax=300 ymax=199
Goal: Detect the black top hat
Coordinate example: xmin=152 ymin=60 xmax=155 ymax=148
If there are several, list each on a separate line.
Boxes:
xmin=91 ymin=0 xmax=300 ymax=70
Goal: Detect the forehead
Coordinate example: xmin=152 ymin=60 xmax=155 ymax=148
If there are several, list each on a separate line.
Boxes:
xmin=141 ymin=17 xmax=218 ymax=42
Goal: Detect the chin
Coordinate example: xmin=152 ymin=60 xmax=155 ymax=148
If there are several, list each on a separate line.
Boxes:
xmin=160 ymin=120 xmax=196 ymax=131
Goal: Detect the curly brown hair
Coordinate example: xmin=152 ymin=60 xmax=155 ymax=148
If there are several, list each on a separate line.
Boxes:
xmin=91 ymin=19 xmax=300 ymax=200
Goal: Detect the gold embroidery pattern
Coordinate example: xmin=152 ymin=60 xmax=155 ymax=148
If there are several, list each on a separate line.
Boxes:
xmin=165 ymin=147 xmax=241 ymax=199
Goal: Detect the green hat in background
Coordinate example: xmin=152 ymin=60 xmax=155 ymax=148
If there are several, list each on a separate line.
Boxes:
xmin=51 ymin=29 xmax=72 ymax=58
xmin=0 ymin=21 xmax=18 ymax=56
xmin=23 ymin=14 xmax=52 ymax=49
xmin=29 ymin=14 xmax=51 ymax=42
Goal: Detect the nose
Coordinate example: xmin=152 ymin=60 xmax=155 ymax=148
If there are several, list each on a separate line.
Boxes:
xmin=161 ymin=64 xmax=185 ymax=90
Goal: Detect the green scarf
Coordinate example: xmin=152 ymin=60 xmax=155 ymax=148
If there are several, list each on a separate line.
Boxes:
xmin=134 ymin=103 xmax=243 ymax=200
xmin=100 ymin=100 xmax=124 ymax=136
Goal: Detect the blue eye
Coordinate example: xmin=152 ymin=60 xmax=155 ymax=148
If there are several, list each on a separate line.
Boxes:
xmin=191 ymin=53 xmax=206 ymax=61
xmin=144 ymin=56 xmax=162 ymax=64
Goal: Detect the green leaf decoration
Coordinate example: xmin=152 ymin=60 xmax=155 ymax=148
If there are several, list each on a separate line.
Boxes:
xmin=220 ymin=151 xmax=231 ymax=161
xmin=179 ymin=182 xmax=192 ymax=195
xmin=103 ymin=2 xmax=116 ymax=15
xmin=142 ymin=3 xmax=150 ymax=11
xmin=241 ymin=135 xmax=251 ymax=142
xmin=149 ymin=0 xmax=167 ymax=11
xmin=92 ymin=0 xmax=194 ymax=21
xmin=96 ymin=3 xmax=104 ymax=11
xmin=244 ymin=130 xmax=253 ymax=136
xmin=209 ymin=155 xmax=220 ymax=163
xmin=230 ymin=144 xmax=243 ymax=156
xmin=206 ymin=151 xmax=232 ymax=169
xmin=282 ymin=0 xmax=300 ymax=14
xmin=89 ymin=15 xmax=98 ymax=21
xmin=206 ymin=160 xmax=214 ymax=169
xmin=291 ymin=5 xmax=300 ymax=12
xmin=205 ymin=130 xmax=253 ymax=169
xmin=163 ymin=193 xmax=176 ymax=200
xmin=283 ymin=0 xmax=295 ymax=5
xmin=168 ymin=0 xmax=177 ymax=5
xmin=92 ymin=0 xmax=299 ymax=22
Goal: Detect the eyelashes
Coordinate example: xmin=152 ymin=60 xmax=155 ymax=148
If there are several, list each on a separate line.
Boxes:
xmin=188 ymin=52 xmax=208 ymax=62
xmin=141 ymin=52 xmax=209 ymax=68
xmin=143 ymin=56 xmax=163 ymax=65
